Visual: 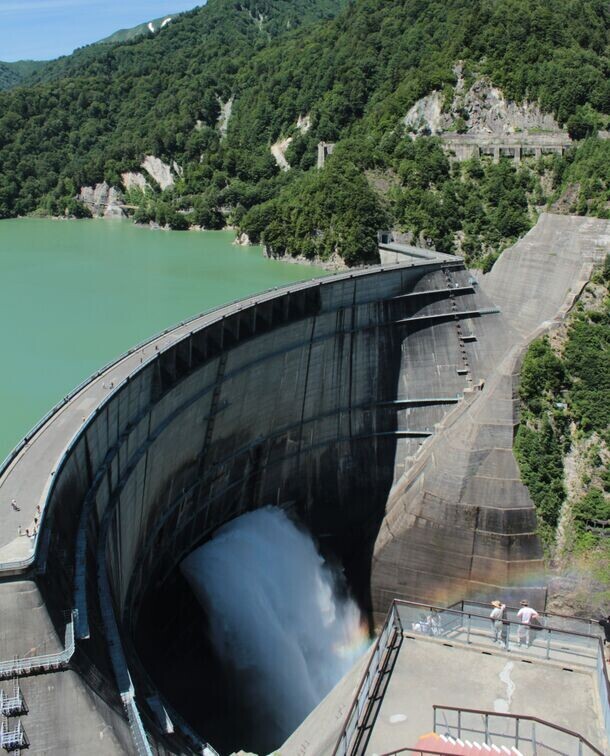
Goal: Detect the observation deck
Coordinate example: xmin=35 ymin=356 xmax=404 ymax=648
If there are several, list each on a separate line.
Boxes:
xmin=287 ymin=599 xmax=610 ymax=756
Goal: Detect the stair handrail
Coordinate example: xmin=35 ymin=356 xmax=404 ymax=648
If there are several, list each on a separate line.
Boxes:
xmin=433 ymin=704 xmax=604 ymax=756
xmin=332 ymin=602 xmax=402 ymax=756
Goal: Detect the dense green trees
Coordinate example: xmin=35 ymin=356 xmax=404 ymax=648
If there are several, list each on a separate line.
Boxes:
xmin=515 ymin=266 xmax=610 ymax=552
xmin=514 ymin=338 xmax=568 ymax=543
xmin=553 ymin=138 xmax=610 ymax=218
xmin=0 ymin=0 xmax=608 ymax=262
xmin=242 ymin=157 xmax=387 ymax=263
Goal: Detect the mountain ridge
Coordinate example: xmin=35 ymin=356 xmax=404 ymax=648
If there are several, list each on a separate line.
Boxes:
xmin=0 ymin=0 xmax=608 ymax=265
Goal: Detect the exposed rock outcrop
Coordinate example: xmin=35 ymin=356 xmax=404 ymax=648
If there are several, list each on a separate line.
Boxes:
xmin=405 ymin=72 xmax=563 ymax=137
xmin=296 ymin=113 xmax=311 ymax=133
xmin=269 ymin=115 xmax=312 ymax=170
xmin=234 ymin=232 xmax=251 ymax=246
xmin=142 ymin=155 xmax=175 ymax=190
xmin=271 ymin=136 xmax=292 ymax=171
xmin=217 ymin=96 xmax=234 ymax=138
xmin=404 ymin=91 xmax=445 ymax=135
xmin=78 ymin=182 xmax=125 ymax=218
xmin=122 ymin=171 xmax=149 ymax=192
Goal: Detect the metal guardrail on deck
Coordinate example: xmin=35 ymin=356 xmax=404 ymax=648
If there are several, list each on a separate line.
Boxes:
xmin=450 ymin=599 xmax=604 ymax=639
xmin=335 ymin=599 xmax=610 ymax=756
xmin=395 ymin=599 xmax=601 ymax=668
xmin=401 ymin=599 xmax=610 ymax=752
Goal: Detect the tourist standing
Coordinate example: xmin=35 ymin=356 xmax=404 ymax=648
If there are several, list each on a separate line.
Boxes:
xmin=490 ymin=600 xmax=508 ymax=647
xmin=517 ymin=600 xmax=539 ymax=647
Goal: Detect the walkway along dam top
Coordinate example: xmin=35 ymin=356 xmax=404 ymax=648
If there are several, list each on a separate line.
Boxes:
xmin=0 ymin=213 xmax=608 ymax=754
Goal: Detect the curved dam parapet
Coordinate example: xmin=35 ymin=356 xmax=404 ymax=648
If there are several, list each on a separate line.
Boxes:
xmin=0 ymin=214 xmax=608 ymax=754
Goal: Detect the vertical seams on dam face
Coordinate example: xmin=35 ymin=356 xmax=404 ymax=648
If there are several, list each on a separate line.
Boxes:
xmin=32 ymin=257 xmax=545 ymax=753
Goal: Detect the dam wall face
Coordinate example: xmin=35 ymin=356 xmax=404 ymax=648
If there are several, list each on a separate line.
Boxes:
xmin=39 ymin=260 xmax=491 ymax=750
xmin=2 ymin=214 xmax=607 ymax=754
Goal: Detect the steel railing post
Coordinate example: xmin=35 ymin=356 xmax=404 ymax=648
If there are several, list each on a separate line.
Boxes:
xmin=467 ymin=612 xmax=472 ymax=644
xmin=485 ymin=713 xmax=489 ymax=744
xmin=546 ymin=629 xmax=551 ymax=660
xmin=532 ymin=721 xmax=537 ymax=756
xmin=578 ymin=737 xmax=583 ymax=756
xmin=515 ymin=717 xmax=519 ymax=749
xmin=458 ymin=709 xmax=462 ymax=739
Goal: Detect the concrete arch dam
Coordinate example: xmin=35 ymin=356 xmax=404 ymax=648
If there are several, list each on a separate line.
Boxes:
xmin=0 ymin=213 xmax=608 ymax=754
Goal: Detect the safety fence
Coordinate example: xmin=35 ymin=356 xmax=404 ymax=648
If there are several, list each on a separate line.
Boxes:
xmin=334 ymin=599 xmax=610 ymax=756
xmin=0 ymin=611 xmax=75 ymax=680
xmin=396 ymin=600 xmax=600 ymax=668
xmin=450 ymin=599 xmax=603 ymax=640
xmin=0 ymin=719 xmax=29 ymax=752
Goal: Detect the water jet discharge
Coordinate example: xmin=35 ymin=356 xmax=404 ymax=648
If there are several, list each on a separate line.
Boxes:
xmin=1 ymin=215 xmax=608 ymax=754
xmin=181 ymin=507 xmax=369 ymax=752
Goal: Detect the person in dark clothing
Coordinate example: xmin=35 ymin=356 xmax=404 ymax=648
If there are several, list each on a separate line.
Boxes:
xmin=599 ymin=616 xmax=610 ymax=661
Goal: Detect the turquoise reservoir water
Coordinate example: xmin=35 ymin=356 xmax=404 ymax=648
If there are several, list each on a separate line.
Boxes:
xmin=0 ymin=219 xmax=325 ymax=460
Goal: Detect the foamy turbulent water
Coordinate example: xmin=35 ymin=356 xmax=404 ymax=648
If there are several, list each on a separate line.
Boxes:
xmin=180 ymin=507 xmax=369 ymax=751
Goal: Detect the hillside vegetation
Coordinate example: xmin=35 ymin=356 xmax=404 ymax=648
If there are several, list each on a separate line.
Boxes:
xmin=515 ymin=257 xmax=610 ymax=610
xmin=0 ymin=60 xmax=47 ymax=91
xmin=0 ymin=0 xmax=608 ymax=264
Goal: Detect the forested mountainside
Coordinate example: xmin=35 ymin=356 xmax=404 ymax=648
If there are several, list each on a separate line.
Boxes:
xmin=96 ymin=14 xmax=179 ymax=45
xmin=0 ymin=0 xmax=609 ymax=266
xmin=0 ymin=60 xmax=47 ymax=91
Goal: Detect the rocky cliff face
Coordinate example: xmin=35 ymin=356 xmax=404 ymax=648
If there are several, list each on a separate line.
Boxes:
xmin=405 ymin=71 xmax=562 ymax=136
xmin=217 ymin=96 xmax=234 ymax=138
xmin=141 ymin=155 xmax=176 ymax=190
xmin=122 ymin=171 xmax=149 ymax=192
xmin=271 ymin=136 xmax=292 ymax=171
xmin=78 ymin=182 xmax=125 ymax=218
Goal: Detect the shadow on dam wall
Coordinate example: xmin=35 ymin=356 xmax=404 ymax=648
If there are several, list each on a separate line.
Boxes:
xmin=37 ymin=262 xmax=452 ymax=753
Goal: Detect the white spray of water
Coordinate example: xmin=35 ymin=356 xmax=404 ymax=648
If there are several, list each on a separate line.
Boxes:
xmin=180 ymin=507 xmax=369 ymax=749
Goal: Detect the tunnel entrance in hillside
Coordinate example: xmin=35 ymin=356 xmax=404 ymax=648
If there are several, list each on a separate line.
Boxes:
xmin=133 ymin=493 xmax=391 ymax=755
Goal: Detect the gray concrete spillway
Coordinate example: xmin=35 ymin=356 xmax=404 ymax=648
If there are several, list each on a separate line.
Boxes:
xmin=0 ymin=214 xmax=608 ymax=754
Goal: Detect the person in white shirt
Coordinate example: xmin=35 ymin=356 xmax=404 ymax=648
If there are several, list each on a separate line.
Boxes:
xmin=517 ymin=600 xmax=539 ymax=647
xmin=490 ymin=600 xmax=507 ymax=646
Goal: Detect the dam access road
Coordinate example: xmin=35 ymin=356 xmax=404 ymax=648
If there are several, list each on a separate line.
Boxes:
xmin=0 ymin=213 xmax=608 ymax=755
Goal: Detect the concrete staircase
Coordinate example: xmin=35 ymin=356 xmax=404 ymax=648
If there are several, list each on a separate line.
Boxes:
xmin=415 ymin=730 xmax=524 ymax=754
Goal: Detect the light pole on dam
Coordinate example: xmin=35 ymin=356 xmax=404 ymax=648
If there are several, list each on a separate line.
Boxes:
xmin=1 ymin=214 xmax=606 ymax=755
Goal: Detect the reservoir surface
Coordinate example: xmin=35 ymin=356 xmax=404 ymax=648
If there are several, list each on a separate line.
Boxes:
xmin=0 ymin=218 xmax=324 ymax=461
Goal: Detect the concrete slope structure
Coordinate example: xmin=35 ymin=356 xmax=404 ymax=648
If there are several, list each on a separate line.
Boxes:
xmin=0 ymin=214 xmax=608 ymax=753
xmin=372 ymin=214 xmax=610 ymax=614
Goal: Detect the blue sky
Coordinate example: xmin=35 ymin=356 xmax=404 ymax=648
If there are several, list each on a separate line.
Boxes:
xmin=0 ymin=0 xmax=202 ymax=61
